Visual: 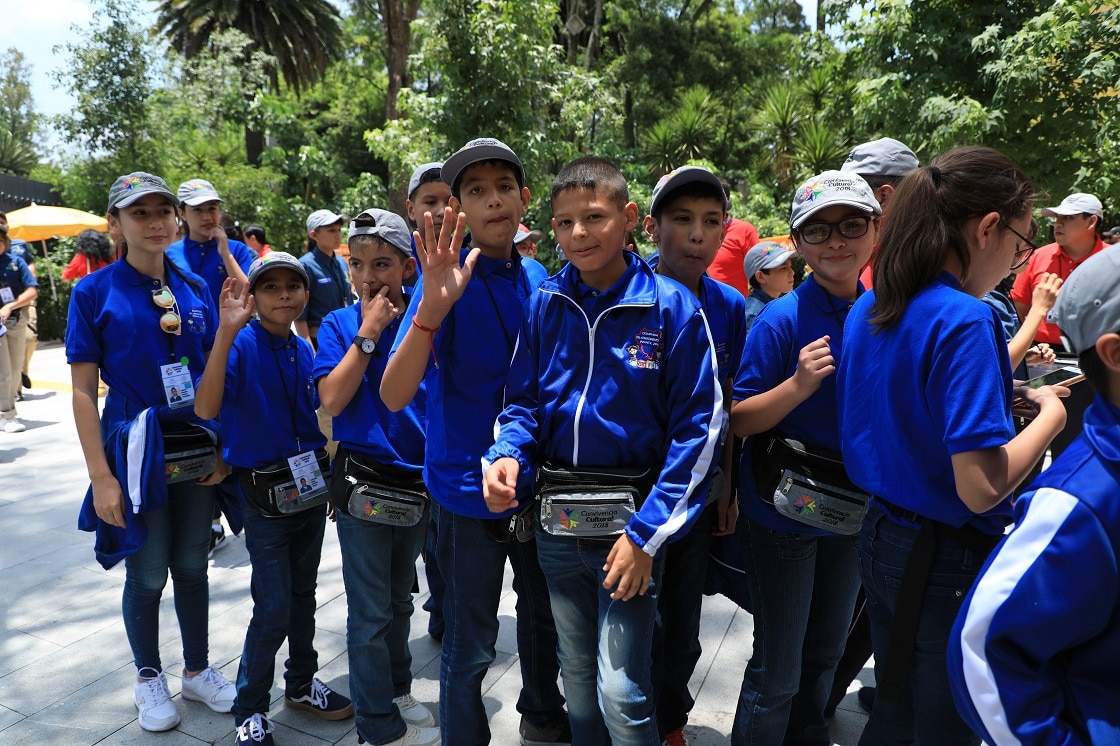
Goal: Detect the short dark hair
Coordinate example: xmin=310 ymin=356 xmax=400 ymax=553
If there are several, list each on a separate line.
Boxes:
xmin=1079 ymin=346 xmax=1112 ymax=400
xmin=348 ymin=233 xmax=409 ymax=260
xmin=410 ymin=167 xmax=443 ymax=199
xmin=452 ymin=158 xmax=524 ymax=200
xmin=651 ymin=181 xmax=727 ymax=221
xmin=551 ymin=156 xmax=629 ymax=210
xmin=244 ymin=224 xmax=267 ymax=243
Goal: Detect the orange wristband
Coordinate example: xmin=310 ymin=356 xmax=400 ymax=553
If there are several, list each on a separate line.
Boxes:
xmin=412 ymin=317 xmax=440 ymax=369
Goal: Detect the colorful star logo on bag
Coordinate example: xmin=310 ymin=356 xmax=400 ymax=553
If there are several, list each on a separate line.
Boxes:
xmin=794 ymin=494 xmax=816 ymax=514
xmin=560 ymin=508 xmax=579 ymax=530
xmin=165 ymin=463 xmax=181 ymax=480
xmin=364 ymin=500 xmax=381 ymax=517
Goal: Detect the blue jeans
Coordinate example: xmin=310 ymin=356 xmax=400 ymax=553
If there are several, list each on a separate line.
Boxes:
xmin=432 ymin=502 xmax=566 ymax=745
xmin=421 ymin=512 xmax=446 ymax=639
xmin=232 ymin=507 xmax=326 ymax=723
xmin=732 ymin=517 xmax=860 ymax=746
xmin=336 ymin=508 xmax=426 ymax=744
xmin=123 ymin=480 xmax=216 ymax=672
xmin=652 ymin=502 xmax=717 ymax=736
xmin=857 ymin=505 xmax=988 ymax=746
xmin=537 ymin=530 xmax=665 ymax=746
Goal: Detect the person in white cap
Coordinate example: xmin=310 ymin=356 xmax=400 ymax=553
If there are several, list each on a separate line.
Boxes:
xmin=295 ymin=209 xmax=352 ymax=349
xmin=1011 ymin=192 xmax=1109 ymax=348
xmin=167 ymin=178 xmax=255 ymax=304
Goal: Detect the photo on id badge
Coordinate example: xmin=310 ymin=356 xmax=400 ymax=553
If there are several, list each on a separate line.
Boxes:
xmin=282 ymin=450 xmax=327 ymax=508
xmin=162 ymin=360 xmax=195 ymax=409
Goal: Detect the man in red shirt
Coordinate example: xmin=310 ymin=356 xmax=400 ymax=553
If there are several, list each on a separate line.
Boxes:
xmin=1011 ymin=193 xmax=1109 ymax=348
xmin=706 ymin=180 xmax=759 ymax=297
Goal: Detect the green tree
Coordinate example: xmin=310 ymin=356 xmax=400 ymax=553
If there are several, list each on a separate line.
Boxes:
xmin=0 ymin=48 xmax=40 ymax=173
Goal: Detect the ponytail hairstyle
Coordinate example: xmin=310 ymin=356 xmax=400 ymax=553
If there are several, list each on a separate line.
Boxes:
xmin=871 ymin=146 xmax=1037 ymax=330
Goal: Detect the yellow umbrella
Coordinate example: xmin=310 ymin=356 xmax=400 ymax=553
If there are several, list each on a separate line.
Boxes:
xmin=5 ymin=203 xmax=109 ymax=295
xmin=6 ymin=202 xmax=108 ymax=242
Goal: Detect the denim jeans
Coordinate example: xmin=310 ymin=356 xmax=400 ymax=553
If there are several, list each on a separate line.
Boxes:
xmin=432 ymin=502 xmax=566 ymax=745
xmin=537 ymin=529 xmax=665 ymax=746
xmin=652 ymin=501 xmax=717 ymax=737
xmin=857 ymin=505 xmax=988 ymax=746
xmin=335 ymin=508 xmax=426 ymax=744
xmin=123 ymin=480 xmax=216 ymax=673
xmin=731 ymin=517 xmax=860 ymax=746
xmin=421 ymin=512 xmax=446 ymax=639
xmin=232 ymin=507 xmax=326 ymax=723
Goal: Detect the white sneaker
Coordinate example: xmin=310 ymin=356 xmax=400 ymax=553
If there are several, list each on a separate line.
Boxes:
xmin=2 ymin=419 xmax=26 ymax=433
xmin=181 ymin=665 xmax=236 ymax=713
xmin=383 ymin=724 xmax=441 ymax=746
xmin=393 ymin=693 xmax=436 ymax=727
xmin=134 ymin=668 xmax=180 ymax=732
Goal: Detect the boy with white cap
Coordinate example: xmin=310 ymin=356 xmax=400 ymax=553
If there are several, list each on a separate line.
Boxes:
xmin=742 ymin=241 xmax=796 ymax=333
xmin=950 ymin=246 xmax=1120 ymax=746
xmin=296 ymin=208 xmax=352 ymax=349
xmin=1011 ymin=192 xmax=1109 ymax=348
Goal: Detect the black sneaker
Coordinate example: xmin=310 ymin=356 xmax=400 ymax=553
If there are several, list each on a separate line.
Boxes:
xmin=235 ymin=713 xmax=274 ymax=744
xmin=520 ymin=714 xmax=572 ymax=746
xmin=21 ymin=373 xmax=30 ymax=390
xmin=285 ymin=677 xmax=354 ymax=720
xmin=857 ymin=686 xmax=875 ymax=713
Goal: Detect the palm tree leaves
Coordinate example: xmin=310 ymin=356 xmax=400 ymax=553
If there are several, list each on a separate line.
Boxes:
xmin=155 ymin=0 xmax=344 ymax=95
xmin=641 ymin=85 xmax=721 ymax=176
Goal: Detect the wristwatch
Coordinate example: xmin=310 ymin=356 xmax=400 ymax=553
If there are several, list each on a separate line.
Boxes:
xmin=352 ymin=335 xmax=377 ymax=354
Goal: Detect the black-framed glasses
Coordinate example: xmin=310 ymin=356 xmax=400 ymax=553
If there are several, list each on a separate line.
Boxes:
xmin=797 ymin=216 xmax=873 ymax=245
xmin=1001 ymin=220 xmax=1039 ymax=270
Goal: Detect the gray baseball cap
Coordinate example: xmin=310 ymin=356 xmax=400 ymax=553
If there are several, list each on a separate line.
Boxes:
xmin=177 ymin=179 xmax=224 ymax=207
xmin=349 ymin=208 xmax=412 ymax=256
xmin=306 ymin=209 xmax=344 ymax=233
xmin=247 ymin=251 xmax=309 ymax=292
xmin=1041 ymin=193 xmax=1104 ymax=218
xmin=744 ymin=241 xmax=796 ymax=279
xmin=107 ymin=172 xmax=178 ymax=213
xmin=649 ymin=166 xmax=730 ymax=216
xmin=790 ymin=170 xmax=882 ymax=230
xmin=441 ymin=137 xmax=525 ymax=191
xmin=407 ymin=162 xmax=443 ymax=199
xmin=840 ymin=137 xmax=919 ymax=177
xmin=1049 ymin=247 xmax=1120 ymax=354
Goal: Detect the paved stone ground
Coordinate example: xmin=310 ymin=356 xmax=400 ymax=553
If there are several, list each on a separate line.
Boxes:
xmin=0 ymin=341 xmax=872 ymax=745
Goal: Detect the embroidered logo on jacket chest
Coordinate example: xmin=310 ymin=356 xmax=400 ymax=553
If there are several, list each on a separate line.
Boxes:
xmin=625 ymin=328 xmax=663 ymax=370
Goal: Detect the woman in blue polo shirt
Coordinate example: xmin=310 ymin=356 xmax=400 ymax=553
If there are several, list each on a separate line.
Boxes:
xmin=729 ymin=170 xmax=881 ymax=745
xmin=67 ymin=173 xmax=235 ymax=732
xmin=837 ymin=146 xmax=1067 ymax=745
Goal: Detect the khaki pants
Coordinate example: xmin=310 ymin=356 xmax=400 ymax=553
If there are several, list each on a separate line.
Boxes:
xmin=0 ymin=312 xmax=29 ymax=418
xmin=22 ymin=303 xmax=36 ymax=379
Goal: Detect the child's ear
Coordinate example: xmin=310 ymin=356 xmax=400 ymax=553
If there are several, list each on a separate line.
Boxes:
xmin=642 ymin=214 xmax=660 ymax=244
xmin=624 ymin=201 xmax=640 ymax=233
xmin=449 ymin=195 xmax=462 ymax=214
xmin=405 ymin=198 xmax=416 ymax=222
xmin=107 ymin=214 xmax=122 ymax=242
xmin=1097 ymin=333 xmax=1120 ymax=373
xmin=520 ymin=186 xmax=531 ymax=214
xmin=402 ymin=256 xmax=417 ymax=280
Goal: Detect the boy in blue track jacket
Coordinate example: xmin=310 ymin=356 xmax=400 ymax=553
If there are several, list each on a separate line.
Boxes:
xmin=483 ymin=156 xmax=724 ymax=746
xmin=641 ymin=166 xmax=745 ymax=745
xmin=949 ymin=248 xmax=1120 ymax=746
xmin=381 ymin=138 xmax=568 ymax=746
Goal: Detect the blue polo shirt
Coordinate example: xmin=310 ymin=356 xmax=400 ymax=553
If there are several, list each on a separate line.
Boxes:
xmin=166 ymin=236 xmax=255 ymax=304
xmin=9 ymin=239 xmax=33 ymax=266
xmin=701 ymin=275 xmax=747 ymax=385
xmin=391 ymin=246 xmax=547 ymax=518
xmin=314 ymin=300 xmax=426 ymax=472
xmin=298 ymin=248 xmax=352 ymax=328
xmin=838 ymin=272 xmax=1015 ymax=535
xmin=1 ymin=249 xmax=37 ymax=303
xmin=734 ymin=272 xmax=858 ymax=535
xmin=216 ymin=320 xmax=325 ymax=470
xmin=66 ymin=258 xmax=216 ymax=434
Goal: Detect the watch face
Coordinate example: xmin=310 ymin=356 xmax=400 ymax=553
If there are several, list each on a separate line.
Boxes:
xmin=360 ymin=338 xmax=376 ymax=354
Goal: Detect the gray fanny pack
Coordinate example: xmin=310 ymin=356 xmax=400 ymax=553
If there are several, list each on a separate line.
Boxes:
xmin=339 ymin=452 xmax=428 ymax=527
xmin=536 ymin=462 xmax=656 ymax=539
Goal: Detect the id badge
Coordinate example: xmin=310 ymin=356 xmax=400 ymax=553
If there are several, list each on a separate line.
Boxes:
xmin=160 ymin=362 xmax=195 ymax=409
xmin=0 ymin=286 xmax=13 ymax=304
xmin=287 ymin=450 xmax=329 ymax=503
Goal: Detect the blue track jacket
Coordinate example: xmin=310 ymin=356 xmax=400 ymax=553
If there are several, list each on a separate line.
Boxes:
xmin=949 ymin=394 xmax=1120 ymax=745
xmin=484 ymin=252 xmax=724 ymax=556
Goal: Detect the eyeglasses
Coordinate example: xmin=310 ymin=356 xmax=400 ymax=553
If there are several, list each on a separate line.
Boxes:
xmin=1001 ymin=220 xmax=1039 ymax=270
xmin=151 ymin=286 xmax=182 ymax=335
xmin=797 ymin=216 xmax=873 ymax=245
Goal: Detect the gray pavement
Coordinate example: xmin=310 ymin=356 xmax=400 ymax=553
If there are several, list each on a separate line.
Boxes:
xmin=0 ymin=340 xmax=872 ymax=745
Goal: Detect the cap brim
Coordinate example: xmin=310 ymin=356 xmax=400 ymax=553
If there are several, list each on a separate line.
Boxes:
xmin=791 ymin=199 xmax=880 ymax=229
xmin=650 ymin=169 xmax=729 ymax=214
xmin=441 ymin=146 xmax=523 ymax=188
xmin=760 ymin=250 xmax=796 ymax=270
xmin=181 ymin=195 xmax=224 ymax=206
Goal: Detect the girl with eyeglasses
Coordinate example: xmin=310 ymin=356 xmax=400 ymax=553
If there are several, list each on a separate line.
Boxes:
xmin=66 ymin=172 xmax=236 ymax=732
xmin=728 ymin=170 xmax=881 ymax=744
xmin=836 ymin=147 xmax=1068 ymax=745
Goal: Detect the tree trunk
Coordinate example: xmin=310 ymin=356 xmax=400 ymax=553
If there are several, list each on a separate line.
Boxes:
xmin=817 ymin=1 xmax=825 ymax=32
xmin=379 ymin=0 xmax=421 ymax=214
